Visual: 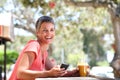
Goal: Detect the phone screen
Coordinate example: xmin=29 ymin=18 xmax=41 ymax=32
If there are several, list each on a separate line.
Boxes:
xmin=60 ymin=63 xmax=69 ymax=70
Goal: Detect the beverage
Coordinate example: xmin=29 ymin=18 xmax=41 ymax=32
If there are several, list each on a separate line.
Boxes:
xmin=78 ymin=63 xmax=89 ymax=77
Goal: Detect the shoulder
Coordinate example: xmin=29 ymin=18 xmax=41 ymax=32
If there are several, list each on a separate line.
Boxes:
xmin=27 ymin=40 xmax=40 ymax=46
xmin=28 ymin=40 xmax=39 ymax=44
xmin=23 ymin=40 xmax=40 ymax=56
xmin=23 ymin=40 xmax=40 ymax=52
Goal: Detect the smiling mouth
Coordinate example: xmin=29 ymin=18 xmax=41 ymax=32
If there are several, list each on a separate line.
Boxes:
xmin=45 ymin=37 xmax=52 ymax=39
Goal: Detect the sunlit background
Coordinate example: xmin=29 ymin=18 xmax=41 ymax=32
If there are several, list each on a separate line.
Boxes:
xmin=0 ymin=0 xmax=118 ymax=79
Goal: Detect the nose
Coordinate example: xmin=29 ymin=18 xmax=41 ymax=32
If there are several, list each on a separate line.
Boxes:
xmin=46 ymin=30 xmax=51 ymax=34
xmin=46 ymin=30 xmax=53 ymax=36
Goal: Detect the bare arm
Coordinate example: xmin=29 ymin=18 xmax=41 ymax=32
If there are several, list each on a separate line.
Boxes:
xmin=17 ymin=52 xmax=51 ymax=79
xmin=16 ymin=52 xmax=66 ymax=80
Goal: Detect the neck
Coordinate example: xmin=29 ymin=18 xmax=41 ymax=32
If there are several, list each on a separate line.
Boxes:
xmin=41 ymin=44 xmax=49 ymax=51
xmin=37 ymin=39 xmax=49 ymax=52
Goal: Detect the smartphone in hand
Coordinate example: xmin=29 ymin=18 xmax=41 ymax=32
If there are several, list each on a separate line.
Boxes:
xmin=60 ymin=63 xmax=69 ymax=70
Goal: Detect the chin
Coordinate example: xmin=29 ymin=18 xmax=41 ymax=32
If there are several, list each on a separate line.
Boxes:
xmin=46 ymin=41 xmax=52 ymax=44
xmin=48 ymin=42 xmax=52 ymax=44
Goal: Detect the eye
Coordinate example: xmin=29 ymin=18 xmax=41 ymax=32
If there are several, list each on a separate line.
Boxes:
xmin=51 ymin=28 xmax=55 ymax=32
xmin=43 ymin=29 xmax=47 ymax=32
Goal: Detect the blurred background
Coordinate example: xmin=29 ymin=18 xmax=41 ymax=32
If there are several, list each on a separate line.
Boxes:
xmin=1 ymin=0 xmax=120 ymax=79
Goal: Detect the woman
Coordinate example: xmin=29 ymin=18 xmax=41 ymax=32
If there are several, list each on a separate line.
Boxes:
xmin=9 ymin=16 xmax=78 ymax=80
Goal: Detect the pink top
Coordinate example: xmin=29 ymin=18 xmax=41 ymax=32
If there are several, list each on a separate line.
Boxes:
xmin=9 ymin=40 xmax=48 ymax=80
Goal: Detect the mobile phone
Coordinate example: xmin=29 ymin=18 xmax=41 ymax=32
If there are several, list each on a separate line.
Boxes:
xmin=60 ymin=63 xmax=69 ymax=70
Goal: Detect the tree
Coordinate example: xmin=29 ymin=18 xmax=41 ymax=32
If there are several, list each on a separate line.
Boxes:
xmin=81 ymin=28 xmax=106 ymax=66
xmin=17 ymin=0 xmax=120 ymax=77
xmin=64 ymin=0 xmax=120 ymax=78
xmin=0 ymin=0 xmax=118 ymax=77
xmin=2 ymin=1 xmax=110 ymax=61
xmin=0 ymin=0 xmax=7 ymax=10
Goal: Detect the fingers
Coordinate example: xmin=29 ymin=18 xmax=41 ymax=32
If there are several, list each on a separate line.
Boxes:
xmin=54 ymin=70 xmax=67 ymax=77
xmin=60 ymin=71 xmax=67 ymax=76
xmin=56 ymin=68 xmax=66 ymax=75
xmin=50 ymin=67 xmax=67 ymax=77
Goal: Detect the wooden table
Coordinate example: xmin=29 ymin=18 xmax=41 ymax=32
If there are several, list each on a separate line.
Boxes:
xmin=35 ymin=77 xmax=99 ymax=80
xmin=36 ymin=75 xmax=115 ymax=80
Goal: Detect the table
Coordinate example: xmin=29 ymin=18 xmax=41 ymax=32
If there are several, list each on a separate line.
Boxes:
xmin=36 ymin=77 xmax=99 ymax=80
xmin=36 ymin=75 xmax=115 ymax=80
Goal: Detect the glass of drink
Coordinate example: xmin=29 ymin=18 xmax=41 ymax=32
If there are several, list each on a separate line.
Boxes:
xmin=77 ymin=59 xmax=89 ymax=77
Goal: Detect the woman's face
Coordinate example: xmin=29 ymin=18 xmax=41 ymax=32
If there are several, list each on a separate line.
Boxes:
xmin=37 ymin=22 xmax=55 ymax=44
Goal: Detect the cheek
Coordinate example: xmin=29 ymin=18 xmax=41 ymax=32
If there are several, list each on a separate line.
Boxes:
xmin=37 ymin=32 xmax=43 ymax=38
xmin=52 ymin=32 xmax=55 ymax=36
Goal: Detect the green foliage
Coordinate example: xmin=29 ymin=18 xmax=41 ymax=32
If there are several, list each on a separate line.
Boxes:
xmin=81 ymin=28 xmax=106 ymax=67
xmin=67 ymin=53 xmax=81 ymax=67
xmin=67 ymin=52 xmax=86 ymax=67
xmin=0 ymin=51 xmax=4 ymax=65
xmin=19 ymin=0 xmax=49 ymax=8
xmin=97 ymin=60 xmax=109 ymax=66
xmin=113 ymin=0 xmax=120 ymax=4
xmin=0 ymin=50 xmax=18 ymax=65
xmin=1 ymin=0 xmax=114 ymax=68
xmin=0 ymin=0 xmax=6 ymax=7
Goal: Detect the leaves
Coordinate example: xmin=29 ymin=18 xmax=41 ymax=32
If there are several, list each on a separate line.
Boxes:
xmin=0 ymin=0 xmax=114 ymax=67
xmin=19 ymin=0 xmax=47 ymax=8
xmin=0 ymin=50 xmax=18 ymax=65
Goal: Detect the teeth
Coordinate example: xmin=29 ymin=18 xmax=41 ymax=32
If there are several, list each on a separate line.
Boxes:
xmin=46 ymin=37 xmax=51 ymax=38
xmin=46 ymin=37 xmax=51 ymax=39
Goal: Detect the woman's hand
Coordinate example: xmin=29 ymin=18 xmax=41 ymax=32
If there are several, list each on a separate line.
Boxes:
xmin=48 ymin=65 xmax=67 ymax=77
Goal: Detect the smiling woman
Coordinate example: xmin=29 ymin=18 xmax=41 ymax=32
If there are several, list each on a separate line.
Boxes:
xmin=9 ymin=16 xmax=59 ymax=80
xmin=9 ymin=16 xmax=79 ymax=80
